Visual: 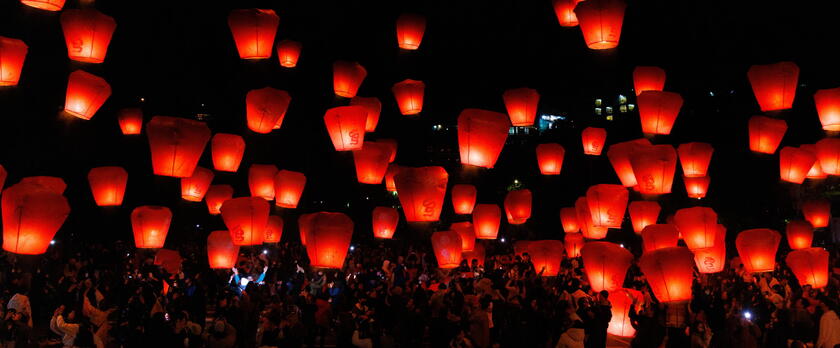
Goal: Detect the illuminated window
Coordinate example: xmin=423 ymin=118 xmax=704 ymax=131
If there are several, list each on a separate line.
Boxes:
xmin=618 ymin=95 xmax=627 ymax=104
xmin=628 ymin=104 xmax=636 ymax=111
xmin=606 ymin=115 xmax=614 ymax=121
xmin=606 ymin=106 xmax=613 ymax=114
xmin=595 ymin=99 xmax=602 ymax=107
xmin=595 ymin=108 xmax=602 ymax=115
xmin=619 ymin=105 xmax=627 ymax=113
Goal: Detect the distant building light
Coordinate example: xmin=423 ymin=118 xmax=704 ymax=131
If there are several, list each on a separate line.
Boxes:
xmin=628 ymin=104 xmax=636 ymax=111
xmin=432 ymin=124 xmax=442 ymax=131
xmin=619 ymin=105 xmax=627 ymax=113
xmin=595 ymin=107 xmax=602 ymax=116
xmin=618 ymin=95 xmax=627 ymax=104
xmin=595 ymin=98 xmax=602 ymax=107
xmin=606 ymin=115 xmax=614 ymax=121
xmin=606 ymin=106 xmax=613 ymax=114
xmin=709 ymin=91 xmax=715 ymax=97
xmin=540 ymin=114 xmax=566 ymax=121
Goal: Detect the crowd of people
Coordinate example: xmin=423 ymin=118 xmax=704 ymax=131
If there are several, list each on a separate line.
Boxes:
xmin=3 ymin=237 xmax=840 ymax=348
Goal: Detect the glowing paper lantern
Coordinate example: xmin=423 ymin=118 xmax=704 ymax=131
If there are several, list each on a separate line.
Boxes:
xmin=20 ymin=176 xmax=66 ymax=194
xmin=64 ymin=70 xmax=111 ymax=120
xmin=503 ymin=87 xmax=540 ymax=126
xmin=350 ymin=97 xmax=382 ymax=132
xmin=693 ymin=225 xmax=727 ymax=274
xmin=323 ymin=106 xmax=367 ymax=151
xmin=473 ymin=204 xmax=501 ymax=239
xmin=392 ymin=79 xmax=425 ymax=115
xmin=147 ymin=116 xmax=211 ymax=178
xmin=384 ymin=165 xmax=401 ymax=192
xmin=298 ymin=213 xmax=314 ymax=246
xmin=263 ymin=215 xmax=283 ymax=243
xmin=504 ymin=189 xmax=532 ymax=224
xmin=514 ymin=241 xmax=532 ymax=257
xmin=154 ymin=249 xmax=182 ymax=274
xmin=735 ymin=228 xmax=781 ymax=273
xmin=607 ymin=139 xmax=652 ymax=187
xmin=528 ymin=240 xmax=565 ymax=277
xmin=451 ymin=222 xmax=476 ymax=252
xmin=608 ymin=288 xmax=641 ymax=337
xmin=674 ymin=207 xmax=717 ymax=250
xmin=747 ymin=61 xmax=799 ymax=112
xmin=801 ymin=144 xmax=827 ymax=179
xmin=677 ymin=142 xmax=713 ymax=178
xmin=748 ymin=116 xmax=787 ymax=154
xmin=87 ymin=166 xmax=127 ymax=206
xmin=779 ymin=147 xmax=816 ymax=184
xmin=560 ymin=207 xmax=580 ymax=233
xmin=683 ymin=176 xmax=710 ymax=199
xmin=221 ymin=197 xmax=270 ymax=246
xmin=552 ymin=0 xmax=583 ymax=27
xmin=304 ymin=212 xmax=353 ymax=269
xmin=582 ymin=127 xmax=607 ymax=156
xmin=814 ymin=87 xmax=840 ymax=131
xmin=802 ymin=199 xmax=830 ymax=228
xmin=276 ymin=40 xmax=301 ymax=68
xmin=274 ymin=170 xmax=306 ymax=208
xmin=60 ymin=9 xmax=116 ymax=63
xmin=431 ymin=230 xmax=462 ymax=269
xmin=576 ymin=197 xmax=608 ymax=239
xmin=641 ymin=224 xmax=679 ymax=253
xmin=586 ymin=184 xmax=628 ymax=228
xmin=0 ymin=36 xmax=27 ymax=86
xmin=0 ymin=165 xmax=6 ymax=192
xmin=816 ymin=138 xmax=840 ymax=175
xmin=211 ymin=133 xmax=245 ymax=172
xmin=394 ymin=166 xmax=448 ymax=222
xmin=637 ymin=91 xmax=683 ymax=135
xmin=536 ymin=143 xmax=565 ymax=175
xmin=630 ymin=144 xmax=677 ymax=195
xmin=248 ymin=164 xmax=278 ymax=201
xmin=633 ymin=66 xmax=666 ymax=96
xmin=786 ymin=248 xmax=829 ymax=289
xmin=20 ymin=0 xmax=64 ymax=11
xmin=372 ymin=207 xmax=399 ymax=239
xmin=131 ymin=206 xmax=171 ymax=248
xmin=786 ymin=220 xmax=813 ymax=250
xmin=451 ymin=184 xmax=477 ymax=215
xmin=246 ymin=87 xmax=291 ymax=133
xmin=639 ymin=247 xmax=694 ymax=303
xmin=333 ymin=61 xmax=367 ymax=98
xmin=205 ymin=185 xmax=233 ymax=215
xmin=564 ymin=232 xmax=585 ymax=257
xmin=462 ymin=243 xmax=486 ymax=266
xmin=180 ymin=167 xmax=214 ymax=202
xmin=207 ymin=230 xmax=239 ymax=269
xmin=457 ymin=109 xmax=511 ymax=168
xmin=580 ymin=241 xmax=632 ymax=292
xmin=117 ymin=108 xmax=143 ymax=135
xmin=227 ymin=9 xmax=279 ymax=59
xmin=396 ymin=13 xmax=426 ymax=50
xmin=2 ymin=183 xmax=69 ymax=255
xmin=353 ymin=141 xmax=390 ymax=184
xmin=574 ymin=0 xmax=626 ymax=50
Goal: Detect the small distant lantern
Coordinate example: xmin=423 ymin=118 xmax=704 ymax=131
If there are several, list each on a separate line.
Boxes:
xmin=276 ymin=40 xmax=302 ymax=68
xmin=748 ymin=116 xmax=787 ymax=154
xmin=504 ymin=189 xmax=532 ymax=225
xmin=786 ymin=220 xmax=813 ymax=250
xmin=573 ymin=0 xmax=627 ymax=50
xmin=64 ymin=70 xmax=111 ymax=120
xmin=0 ymin=36 xmax=28 ymax=86
xmin=637 ymin=91 xmax=683 ymax=135
xmin=586 ymin=184 xmax=628 ymax=228
xmin=629 ymin=144 xmax=677 ymax=195
xmin=431 ymin=231 xmax=462 ymax=269
xmin=576 ymin=197 xmax=608 ymax=239
xmin=779 ymin=146 xmax=816 ymax=184
xmin=641 ymin=224 xmax=679 ymax=253
xmin=536 ymin=143 xmax=565 ymax=175
xmin=736 ymin=228 xmax=781 ymax=273
xmin=683 ymin=176 xmax=710 ymax=199
xmin=607 ymin=139 xmax=651 ymax=187
xmin=394 ymin=166 xmax=448 ymax=222
xmin=786 ymin=248 xmax=829 ymax=289
xmin=580 ymin=241 xmax=633 ymax=292
xmin=131 ymin=206 xmax=172 ymax=249
xmin=564 ymin=232 xmax=585 ymax=257
xmin=248 ymin=164 xmax=278 ymax=201
xmin=629 ymin=200 xmax=660 ymax=234
xmin=211 ymin=133 xmax=246 ymax=172
xmin=205 ymin=185 xmax=233 ymax=215
xmin=304 ymin=212 xmax=354 ymax=269
xmin=179 ymin=167 xmax=214 ymax=202
xmin=207 ymin=230 xmax=240 ymax=269
xmin=221 ymin=197 xmax=270 ymax=246
xmin=503 ymin=87 xmax=540 ymax=126
xmin=560 ymin=207 xmax=580 ymax=233
xmin=353 ymin=141 xmax=391 ymax=184
xmin=323 ymin=106 xmax=367 ymax=151
xmin=552 ymin=0 xmax=584 ymax=27
xmin=87 ymin=166 xmax=127 ymax=206
xmin=677 ymin=142 xmax=713 ymax=178
xmin=814 ymin=87 xmax=840 ymax=131
xmin=246 ymin=87 xmax=291 ymax=134
xmin=633 ymin=66 xmax=666 ymax=96
xmin=674 ymin=207 xmax=717 ymax=250
xmin=117 ymin=108 xmax=143 ymax=135
xmin=451 ymin=222 xmax=476 ymax=252
xmin=693 ymin=225 xmax=727 ymax=274
xmin=350 ymin=97 xmax=382 ymax=132
xmin=582 ymin=127 xmax=607 ymax=155
xmin=451 ymin=184 xmax=477 ymax=215
xmin=815 ymin=137 xmax=840 ymax=175
xmin=20 ymin=0 xmax=65 ymax=11
xmin=473 ymin=204 xmax=502 ymax=239
xmin=528 ymin=240 xmax=565 ymax=277
xmin=60 ymin=9 xmax=117 ymax=63
xmin=274 ymin=170 xmax=306 ymax=208
xmin=747 ymin=61 xmax=799 ymax=112
xmin=396 ymin=13 xmax=426 ymax=50
xmin=801 ymin=199 xmax=830 ymax=228
xmin=801 ymin=144 xmax=828 ymax=179
xmin=392 ymin=79 xmax=425 ymax=115
xmin=228 ymin=9 xmax=279 ymax=59
xmin=458 ymin=109 xmax=511 ymax=168
xmin=147 ymin=116 xmax=211 ymax=178
xmin=372 ymin=207 xmax=399 ymax=239
xmin=333 ymin=61 xmax=367 ymax=98
xmin=639 ymin=247 xmax=695 ymax=303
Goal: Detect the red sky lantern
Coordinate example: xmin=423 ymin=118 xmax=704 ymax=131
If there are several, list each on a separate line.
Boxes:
xmin=0 ymin=36 xmax=27 ymax=86
xmin=564 ymin=232 xmax=585 ymax=258
xmin=147 ymin=116 xmax=211 ymax=178
xmin=683 ymin=176 xmax=710 ymax=199
xmin=678 ymin=142 xmax=713 ymax=177
xmin=473 ymin=204 xmax=501 ymax=239
xmin=205 ymin=185 xmax=233 ymax=215
xmin=637 ymin=91 xmax=683 ymax=135
xmin=333 ymin=61 xmax=367 ymax=98
xmin=298 ymin=213 xmax=314 ymax=246
xmin=581 ymin=241 xmax=632 ymax=292
xmin=354 ymin=141 xmax=391 ymax=184
xmin=801 ymin=144 xmax=828 ymax=179
xmin=816 ymin=137 xmax=840 ymax=175
xmin=324 ymin=105 xmax=367 ymax=151
xmin=211 ymin=133 xmax=245 ymax=172
xmin=375 ymin=139 xmax=397 ymax=163
xmin=154 ymin=249 xmax=182 ymax=274
xmin=2 ymin=183 xmax=69 ymax=255
xmin=458 ymin=108 xmax=511 ymax=168
xmin=514 ymin=241 xmax=531 ymax=257
xmin=560 ymin=207 xmax=580 ymax=233
xmin=786 ymin=248 xmax=829 ymax=289
xmin=131 ymin=206 xmax=171 ymax=249
xmin=372 ymin=207 xmax=399 ymax=239
xmin=451 ymin=222 xmax=476 ymax=252
xmin=536 ymin=143 xmax=565 ymax=175
xmin=249 ymin=164 xmax=278 ymax=201
xmin=274 ymin=170 xmax=306 ymax=208
xmin=350 ymin=97 xmax=382 ymax=132
xmin=642 ymin=224 xmax=679 ymax=253
xmin=20 ymin=176 xmax=66 ymax=194
xmin=264 ymin=215 xmax=283 ymax=243
xmin=814 ymin=87 xmax=840 ymax=131
xmin=20 ymin=0 xmax=65 ymax=11
xmin=693 ymin=225 xmax=727 ymax=274
xmin=396 ymin=13 xmax=426 ymax=50
xmin=452 ymin=184 xmax=477 ymax=215
xmin=504 ymin=189 xmax=532 ymax=224
xmin=503 ymin=87 xmax=540 ymax=126
xmin=586 ymin=184 xmax=628 ymax=228
xmin=607 ymin=139 xmax=651 ymax=187
xmin=0 ymin=165 xmax=6 ymax=191
xmin=394 ymin=166 xmax=448 ymax=222
xmin=221 ymin=197 xmax=270 ymax=246
xmin=576 ymin=197 xmax=608 ymax=239
xmin=552 ymin=0 xmax=583 ymax=27
xmin=276 ymin=40 xmax=301 ymax=68
xmin=304 ymin=212 xmax=353 ymax=269
xmin=802 ymin=199 xmax=830 ymax=228
xmin=736 ymin=228 xmax=781 ymax=273
xmin=432 ymin=230 xmax=462 ymax=269
xmin=207 ymin=230 xmax=240 ymax=269
xmin=574 ymin=0 xmax=626 ymax=50
xmin=64 ymin=70 xmax=111 ymax=120
xmin=581 ymin=127 xmax=607 ymax=155
xmin=779 ymin=146 xmax=816 ymax=184
xmin=674 ymin=207 xmax=717 ymax=250
xmin=392 ymin=79 xmax=425 ymax=115
xmin=228 ymin=9 xmax=279 ymax=59
xmin=633 ymin=66 xmax=666 ymax=96
xmin=786 ymin=220 xmax=813 ymax=250
xmin=117 ymin=108 xmax=143 ymax=135
xmin=180 ymin=167 xmax=214 ymax=202
xmin=630 ymin=144 xmax=677 ymax=195
xmin=60 ymin=9 xmax=116 ymax=63
xmin=528 ymin=240 xmax=565 ymax=277
xmin=608 ymin=288 xmax=641 ymax=337
xmin=748 ymin=116 xmax=787 ymax=154
xmin=462 ymin=243 xmax=486 ymax=266
xmin=87 ymin=166 xmax=127 ymax=207
xmin=747 ymin=61 xmax=799 ymax=112
xmin=384 ymin=165 xmax=401 ymax=192
xmin=246 ymin=87 xmax=291 ymax=133
xmin=639 ymin=247 xmax=694 ymax=303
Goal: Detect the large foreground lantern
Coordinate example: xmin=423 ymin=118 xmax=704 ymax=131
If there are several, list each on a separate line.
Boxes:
xmin=432 ymin=231 xmax=462 ymax=269
xmin=552 ymin=0 xmax=583 ymax=26
xmin=779 ymin=147 xmax=816 ymax=184
xmin=451 ymin=184 xmax=477 ymax=215
xmin=396 ymin=13 xmax=426 ymax=50
xmin=560 ymin=207 xmax=580 ymax=233
xmin=786 ymin=220 xmax=813 ymax=250
xmin=324 ymin=106 xmax=367 ymax=151
xmin=641 ymin=224 xmax=679 ymax=253
xmin=274 ymin=170 xmax=306 ymax=208
xmin=564 ymin=232 xmax=585 ymax=257
xmin=298 ymin=213 xmax=314 ymax=246
xmin=60 ymin=9 xmax=116 ymax=63
xmin=633 ymin=66 xmax=666 ymax=96
xmin=581 ymin=127 xmax=607 ymax=156
xmin=249 ymin=164 xmax=278 ymax=201
xmin=816 ymin=137 xmax=840 ymax=175
xmin=392 ymin=79 xmax=425 ymax=115
xmin=147 ymin=116 xmax=211 ymax=178
xmin=504 ymin=189 xmax=532 ymax=224
xmin=20 ymin=177 xmax=66 ymax=194
xmin=354 ymin=141 xmax=391 ymax=184
xmin=528 ymin=240 xmax=565 ymax=277
xmin=228 ymin=9 xmax=279 ymax=59
xmin=264 ymin=215 xmax=283 ymax=243
xmin=64 ymin=70 xmax=111 ymax=120
xmin=683 ymin=176 xmax=710 ymax=199
xmin=304 ymin=212 xmax=353 ymax=269
xmin=576 ymin=197 xmax=608 ymax=239
xmin=637 ymin=91 xmax=683 ymax=135
xmin=131 ymin=206 xmax=171 ymax=249
xmin=678 ymin=142 xmax=713 ymax=177
xmin=630 ymin=144 xmax=677 ymax=195
xmin=536 ymin=143 xmax=565 ymax=175
xmin=748 ymin=116 xmax=787 ymax=154
xmin=2 ymin=183 xmax=70 ymax=255
xmin=384 ymin=165 xmax=401 ymax=192
xmin=221 ymin=197 xmax=270 ymax=246
xmin=581 ymin=242 xmax=632 ymax=292
xmin=608 ymin=288 xmax=641 ymax=337
xmin=574 ymin=0 xmax=626 ymax=50
xmin=372 ymin=207 xmax=399 ymax=239
xmin=117 ymin=108 xmax=143 ymax=135
xmin=693 ymin=225 xmax=727 ymax=273
xmin=451 ymin=222 xmax=476 ymax=252
xmin=333 ymin=61 xmax=367 ymax=98
xmin=814 ymin=87 xmax=840 ymax=131
xmin=786 ymin=248 xmax=829 ymax=289
xmin=0 ymin=36 xmax=27 ymax=86
xmin=503 ymin=87 xmax=540 ymax=126
xmin=736 ymin=228 xmax=781 ymax=273
xmin=276 ymin=40 xmax=302 ymax=68
xmin=639 ymin=247 xmax=695 ymax=303
xmin=154 ymin=249 xmax=182 ymax=274
xmin=246 ymin=87 xmax=291 ymax=133
xmin=350 ymin=97 xmax=382 ymax=132
xmin=586 ymin=184 xmax=628 ymax=228
xmin=607 ymin=139 xmax=651 ymax=187
xmin=20 ymin=0 xmax=65 ymax=11
xmin=747 ymin=61 xmax=799 ymax=112
xmin=394 ymin=166 xmax=448 ymax=222
xmin=458 ymin=109 xmax=511 ymax=168
xmin=473 ymin=204 xmax=502 ymax=239
xmin=801 ymin=199 xmax=830 ymax=228
xmin=801 ymin=144 xmax=828 ymax=179
xmin=674 ymin=207 xmax=717 ymax=250
xmin=207 ymin=231 xmax=240 ymax=269
xmin=87 ymin=166 xmax=127 ymax=206
xmin=180 ymin=167 xmax=214 ymax=202
xmin=629 ymin=200 xmax=660 ymax=234
xmin=205 ymin=185 xmax=233 ymax=215
xmin=211 ymin=133 xmax=245 ymax=172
